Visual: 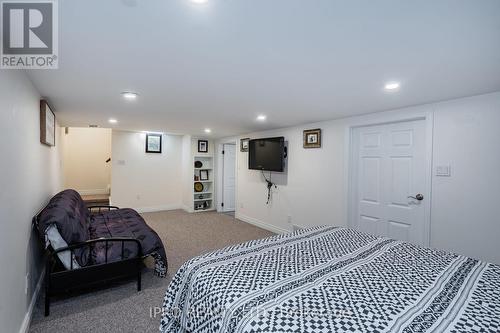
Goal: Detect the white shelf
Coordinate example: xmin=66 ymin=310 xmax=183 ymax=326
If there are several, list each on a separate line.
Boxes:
xmin=193 ymin=208 xmax=216 ymax=213
xmin=192 ymin=151 xmax=215 ymax=213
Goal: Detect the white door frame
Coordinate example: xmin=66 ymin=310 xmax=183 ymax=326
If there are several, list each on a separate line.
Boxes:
xmin=345 ymin=110 xmax=434 ymax=246
xmin=216 ymin=139 xmax=238 ymax=212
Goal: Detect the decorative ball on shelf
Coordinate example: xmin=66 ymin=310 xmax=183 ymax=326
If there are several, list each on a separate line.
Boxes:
xmin=194 ymin=182 xmax=204 ymax=192
xmin=194 ymin=161 xmax=203 ymax=168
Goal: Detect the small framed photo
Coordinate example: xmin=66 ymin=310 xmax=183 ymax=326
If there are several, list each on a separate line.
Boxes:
xmin=40 ymin=100 xmax=56 ymax=146
xmin=146 ymin=133 xmax=162 ymax=153
xmin=303 ymin=129 xmax=321 ymax=148
xmin=199 ymin=170 xmax=209 ymax=181
xmin=198 ymin=140 xmax=208 ymax=153
xmin=240 ymin=138 xmax=250 ymax=152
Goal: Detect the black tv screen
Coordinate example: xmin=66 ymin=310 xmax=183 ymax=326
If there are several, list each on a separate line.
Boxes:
xmin=248 ymin=137 xmax=285 ymax=172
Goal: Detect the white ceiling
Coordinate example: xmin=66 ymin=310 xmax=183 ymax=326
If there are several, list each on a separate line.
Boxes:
xmin=27 ymin=0 xmax=500 ymax=138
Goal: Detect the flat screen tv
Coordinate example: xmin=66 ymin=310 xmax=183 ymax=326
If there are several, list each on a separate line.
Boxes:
xmin=248 ymin=137 xmax=285 ymax=172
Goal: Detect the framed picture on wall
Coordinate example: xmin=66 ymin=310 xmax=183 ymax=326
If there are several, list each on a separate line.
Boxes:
xmin=198 ymin=140 xmax=208 ymax=153
xmin=240 ymin=138 xmax=250 ymax=152
xmin=40 ymin=100 xmax=56 ymax=146
xmin=146 ymin=133 xmax=162 ymax=153
xmin=303 ymin=128 xmax=321 ymax=148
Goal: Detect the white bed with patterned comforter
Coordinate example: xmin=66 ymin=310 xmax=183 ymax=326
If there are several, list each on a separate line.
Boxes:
xmin=160 ymin=226 xmax=500 ymax=333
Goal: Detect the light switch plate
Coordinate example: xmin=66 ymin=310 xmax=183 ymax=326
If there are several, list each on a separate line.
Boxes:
xmin=436 ymin=165 xmax=451 ymax=177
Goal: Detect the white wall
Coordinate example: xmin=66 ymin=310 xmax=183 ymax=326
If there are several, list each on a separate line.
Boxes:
xmin=181 ymin=135 xmax=193 ymax=211
xmin=61 ymin=127 xmax=111 ymax=195
xmin=0 ymin=71 xmax=63 ymax=333
xmin=233 ymin=119 xmax=347 ymax=234
xmin=225 ymin=92 xmax=500 ymax=264
xmin=110 ymin=130 xmax=183 ymax=212
xmin=430 ymin=94 xmax=500 ymax=264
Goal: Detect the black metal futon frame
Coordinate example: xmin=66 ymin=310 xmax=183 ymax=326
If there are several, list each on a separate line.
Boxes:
xmin=33 ymin=205 xmax=144 ymax=316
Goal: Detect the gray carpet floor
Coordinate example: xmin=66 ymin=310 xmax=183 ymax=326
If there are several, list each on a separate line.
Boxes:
xmin=29 ymin=210 xmax=273 ymax=333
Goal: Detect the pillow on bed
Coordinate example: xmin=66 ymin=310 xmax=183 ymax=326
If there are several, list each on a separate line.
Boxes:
xmin=45 ymin=224 xmax=81 ymax=270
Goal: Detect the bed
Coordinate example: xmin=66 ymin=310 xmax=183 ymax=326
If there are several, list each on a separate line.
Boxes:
xmin=160 ymin=226 xmax=500 ymax=333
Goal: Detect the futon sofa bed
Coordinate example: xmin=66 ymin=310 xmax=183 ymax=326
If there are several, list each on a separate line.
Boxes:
xmin=33 ymin=189 xmax=167 ymax=316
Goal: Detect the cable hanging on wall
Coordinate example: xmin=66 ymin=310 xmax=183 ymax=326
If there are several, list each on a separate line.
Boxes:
xmin=261 ymin=170 xmax=277 ymax=205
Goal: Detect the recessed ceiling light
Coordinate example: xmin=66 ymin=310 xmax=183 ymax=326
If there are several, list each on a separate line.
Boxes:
xmin=190 ymin=0 xmax=208 ymax=4
xmin=108 ymin=118 xmax=118 ymax=124
xmin=384 ymin=82 xmax=400 ymax=91
xmin=204 ymin=128 xmax=212 ymax=134
xmin=257 ymin=115 xmax=267 ymax=121
xmin=121 ymin=91 xmax=138 ymax=100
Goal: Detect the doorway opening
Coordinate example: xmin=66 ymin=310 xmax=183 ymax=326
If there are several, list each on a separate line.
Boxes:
xmin=220 ymin=143 xmax=236 ymax=213
xmin=61 ymin=127 xmax=112 ymax=206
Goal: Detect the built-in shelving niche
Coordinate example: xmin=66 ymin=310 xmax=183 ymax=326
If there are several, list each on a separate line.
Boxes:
xmin=193 ymin=155 xmax=214 ymax=212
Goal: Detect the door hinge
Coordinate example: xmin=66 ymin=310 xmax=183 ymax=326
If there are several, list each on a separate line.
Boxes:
xmin=221 ymin=202 xmax=224 ymax=207
xmin=222 ymin=150 xmax=225 ymax=154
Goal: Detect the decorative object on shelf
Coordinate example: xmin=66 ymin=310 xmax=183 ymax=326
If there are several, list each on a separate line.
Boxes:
xmin=240 ymin=138 xmax=250 ymax=152
xmin=203 ymin=201 xmax=209 ymax=209
xmin=40 ymin=100 xmax=56 ymax=146
xmin=194 ymin=182 xmax=204 ymax=192
xmin=194 ymin=161 xmax=203 ymax=168
xmin=198 ymin=194 xmax=203 ymax=199
xmin=146 ymin=133 xmax=162 ymax=153
xmin=194 ymin=175 xmax=199 ymax=181
xmin=199 ymin=170 xmax=209 ymax=181
xmin=303 ymin=128 xmax=321 ymax=148
xmin=198 ymin=140 xmax=208 ymax=153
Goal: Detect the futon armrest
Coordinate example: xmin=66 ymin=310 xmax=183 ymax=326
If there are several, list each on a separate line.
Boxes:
xmin=87 ymin=205 xmax=120 ymax=214
xmin=48 ymin=237 xmax=143 ymax=270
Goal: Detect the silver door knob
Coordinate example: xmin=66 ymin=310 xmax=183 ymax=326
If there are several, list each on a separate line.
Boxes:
xmin=408 ymin=194 xmax=424 ymax=201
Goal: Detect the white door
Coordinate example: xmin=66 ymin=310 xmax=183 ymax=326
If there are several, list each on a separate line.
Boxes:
xmin=351 ymin=120 xmax=429 ymax=246
xmin=222 ymin=144 xmax=236 ymax=212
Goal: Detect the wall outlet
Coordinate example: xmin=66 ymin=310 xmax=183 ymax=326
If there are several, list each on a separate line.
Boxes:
xmin=287 ymin=215 xmax=292 ymax=225
xmin=436 ymin=165 xmax=451 ymax=177
xmin=136 ymin=194 xmax=141 ymax=201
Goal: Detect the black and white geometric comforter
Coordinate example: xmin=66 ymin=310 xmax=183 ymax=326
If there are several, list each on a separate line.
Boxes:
xmin=160 ymin=226 xmax=500 ymax=333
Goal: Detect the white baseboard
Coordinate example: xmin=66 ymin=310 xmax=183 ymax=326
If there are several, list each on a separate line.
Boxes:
xmin=181 ymin=204 xmax=192 ymax=213
xmin=236 ymin=213 xmax=290 ymax=234
xmin=77 ymin=188 xmax=109 ymax=196
xmin=292 ymin=224 xmax=306 ymax=231
xmin=134 ymin=204 xmax=182 ymax=213
xmin=19 ymin=267 xmax=45 ymax=333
